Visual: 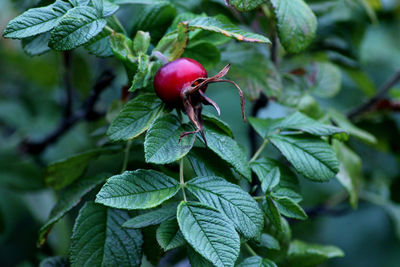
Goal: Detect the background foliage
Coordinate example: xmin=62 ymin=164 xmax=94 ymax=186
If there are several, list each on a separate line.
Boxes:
xmin=1 ymin=0 xmax=400 ymax=266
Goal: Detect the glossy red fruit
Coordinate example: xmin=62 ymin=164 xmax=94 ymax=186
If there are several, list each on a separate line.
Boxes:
xmin=153 ymin=57 xmax=246 ymax=145
xmin=154 ymin=57 xmax=207 ymax=106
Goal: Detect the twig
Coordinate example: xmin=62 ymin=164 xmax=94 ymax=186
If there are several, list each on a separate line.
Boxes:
xmin=62 ymin=51 xmax=73 ymax=118
xmin=20 ymin=70 xmax=115 ymax=154
xmin=347 ymin=70 xmax=400 ymax=120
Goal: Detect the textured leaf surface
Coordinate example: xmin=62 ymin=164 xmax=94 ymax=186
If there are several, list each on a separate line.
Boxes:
xmin=288 ymin=240 xmax=344 ymax=267
xmin=188 ymin=247 xmax=214 ymax=267
xmin=177 ymin=201 xmax=240 ymax=267
xmin=123 ymin=203 xmax=177 ymax=228
xmin=229 ymin=0 xmax=264 ymax=11
xmin=107 ymin=94 xmax=164 ymax=141
xmin=144 ymin=114 xmax=195 ymax=164
xmin=263 ymin=198 xmax=282 ymax=231
xmin=236 ymin=256 xmax=277 ymax=267
xmin=260 ymin=233 xmax=280 ymax=250
xmin=96 ymin=170 xmax=180 ymax=209
xmin=38 ymin=174 xmax=108 ymax=246
xmin=3 ymin=0 xmax=72 ymax=39
xmin=70 ymin=202 xmax=143 ymax=267
xmin=274 ymin=196 xmax=307 ymax=220
xmin=85 ymin=30 xmax=113 ymax=57
xmin=156 ymin=219 xmax=185 ymax=251
xmin=154 ymin=23 xmax=189 ymax=61
xmin=39 ymin=256 xmax=69 ymax=267
xmin=45 ymin=147 xmax=118 ymax=190
xmin=249 ymin=112 xmax=346 ymax=139
xmin=186 ymin=16 xmax=271 ymax=44
xmin=187 ymin=147 xmax=234 ymax=178
xmin=204 ymin=123 xmax=251 ymax=181
xmin=269 ymin=0 xmax=317 ymax=53
xmin=49 ymin=6 xmax=106 ymax=51
xmin=269 ymin=134 xmax=339 ymax=182
xmin=187 ymin=176 xmax=263 ymax=239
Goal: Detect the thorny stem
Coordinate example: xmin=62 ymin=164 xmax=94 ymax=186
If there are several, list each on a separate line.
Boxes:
xmin=244 ymin=243 xmax=258 ymax=257
xmin=250 ymin=139 xmax=269 ymax=163
xmin=121 ymin=140 xmax=132 ymax=173
xmin=180 ymin=158 xmax=187 ymax=202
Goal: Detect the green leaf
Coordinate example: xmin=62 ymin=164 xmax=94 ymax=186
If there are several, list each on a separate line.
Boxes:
xmin=269 ymin=134 xmax=339 ymax=182
xmin=107 ymin=94 xmax=164 ymax=141
xmin=130 ymin=53 xmax=151 ymax=91
xmin=271 ymin=188 xmax=302 ymax=203
xmin=39 ymin=256 xmax=69 ymax=267
xmin=249 ymin=112 xmax=347 ymax=139
xmin=85 ymin=29 xmax=113 ymax=57
xmin=261 ymin=167 xmax=280 ymax=193
xmin=236 ymin=256 xmax=277 ymax=267
xmin=70 ymin=0 xmax=90 ymax=6
xmin=269 ymin=0 xmax=317 ymax=53
xmin=49 ymin=6 xmax=107 ymax=51
xmin=188 ymin=247 xmax=214 ymax=267
xmin=259 ymin=233 xmax=280 ymax=250
xmin=185 ymin=16 xmax=271 ymax=44
xmin=328 ymin=109 xmax=377 ymax=144
xmin=183 ymin=41 xmax=221 ymax=69
xmin=251 ymin=157 xmax=300 ymax=193
xmin=156 ymin=219 xmax=186 ymax=251
xmin=333 ymin=140 xmax=361 ymax=208
xmin=203 ymin=113 xmax=234 ymax=138
xmin=38 ymin=173 xmax=108 ymax=246
xmin=263 ymin=197 xmax=282 ymax=231
xmin=96 ymin=169 xmax=180 ymax=209
xmin=154 ymin=23 xmax=189 ymax=61
xmin=133 ymin=31 xmax=151 ymax=53
xmin=229 ymin=0 xmax=265 ymax=11
xmin=70 ymin=202 xmax=143 ymax=267
xmin=287 ymin=240 xmax=344 ymax=267
xmin=44 ymin=147 xmax=118 ymax=190
xmin=203 ymin=122 xmax=251 ymax=181
xmin=22 ymin=32 xmax=51 ymax=56
xmin=109 ymin=32 xmax=136 ymax=66
xmin=123 ymin=202 xmax=177 ymax=228
xmin=144 ymin=114 xmax=196 ymax=164
xmin=115 ymin=0 xmax=167 ymax=4
xmin=310 ymin=62 xmax=342 ymax=98
xmin=273 ymin=196 xmax=307 ymax=220
xmin=187 ymin=147 xmax=235 ymax=178
xmin=177 ymin=201 xmax=240 ymax=267
xmin=3 ymin=0 xmax=72 ymax=39
xmin=187 ymin=176 xmax=264 ymax=239
xmin=102 ymin=0 xmax=120 ymax=17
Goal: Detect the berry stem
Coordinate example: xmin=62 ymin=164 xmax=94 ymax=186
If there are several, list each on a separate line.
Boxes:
xmin=180 ymin=158 xmax=187 ymax=202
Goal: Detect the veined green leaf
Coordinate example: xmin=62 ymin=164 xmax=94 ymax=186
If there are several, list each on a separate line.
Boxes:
xmin=156 ymin=219 xmax=185 ymax=251
xmin=268 ymin=0 xmax=317 ymax=53
xmin=287 ymin=240 xmax=344 ymax=267
xmin=185 ymin=16 xmax=271 ymax=44
xmin=188 ymin=247 xmax=214 ymax=267
xmin=310 ymin=62 xmax=342 ymax=98
xmin=273 ymin=196 xmax=307 ymax=220
xmin=249 ymin=112 xmax=347 ymax=139
xmin=70 ymin=202 xmax=143 ymax=267
xmin=96 ymin=170 xmax=180 ymax=209
xmin=203 ymin=122 xmax=251 ymax=181
xmin=85 ymin=29 xmax=113 ymax=57
xmin=229 ymin=0 xmax=265 ymax=11
xmin=107 ymin=94 xmax=164 ymax=141
xmin=154 ymin=23 xmax=189 ymax=61
xmin=144 ymin=114 xmax=196 ymax=164
xmin=49 ymin=6 xmax=107 ymax=51
xmin=38 ymin=173 xmax=108 ymax=246
xmin=130 ymin=53 xmax=151 ymax=91
xmin=263 ymin=197 xmax=282 ymax=231
xmin=177 ymin=201 xmax=240 ymax=267
xmin=259 ymin=233 xmax=280 ymax=250
xmin=123 ymin=202 xmax=177 ymax=228
xmin=3 ymin=0 xmax=72 ymax=39
xmin=187 ymin=176 xmax=264 ymax=239
xmin=22 ymin=32 xmax=51 ymax=56
xmin=39 ymin=256 xmax=69 ymax=267
xmin=269 ymin=134 xmax=339 ymax=182
xmin=183 ymin=41 xmax=221 ymax=69
xmin=236 ymin=256 xmax=277 ymax=267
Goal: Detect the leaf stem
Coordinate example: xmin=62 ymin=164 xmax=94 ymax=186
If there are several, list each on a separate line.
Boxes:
xmin=250 ymin=139 xmax=269 ymax=163
xmin=244 ymin=243 xmax=258 ymax=257
xmin=104 ymin=25 xmax=114 ymax=34
xmin=180 ymin=158 xmax=187 ymax=201
xmin=121 ymin=140 xmax=132 ymax=173
xmin=253 ymin=196 xmax=266 ymax=201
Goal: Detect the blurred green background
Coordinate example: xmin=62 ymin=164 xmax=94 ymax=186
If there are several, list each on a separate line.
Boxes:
xmin=1 ymin=0 xmax=400 ymax=266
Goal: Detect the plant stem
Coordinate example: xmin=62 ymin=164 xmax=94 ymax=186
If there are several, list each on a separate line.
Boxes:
xmin=244 ymin=243 xmax=258 ymax=257
xmin=121 ymin=140 xmax=132 ymax=173
xmin=180 ymin=158 xmax=187 ymax=202
xmin=253 ymin=196 xmax=265 ymax=201
xmin=104 ymin=25 xmax=114 ymax=34
xmin=250 ymin=139 xmax=269 ymax=163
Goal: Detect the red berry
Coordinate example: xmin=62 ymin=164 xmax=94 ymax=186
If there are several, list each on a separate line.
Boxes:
xmin=154 ymin=57 xmax=207 ymax=106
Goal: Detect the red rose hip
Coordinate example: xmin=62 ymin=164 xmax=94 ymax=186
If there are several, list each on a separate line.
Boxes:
xmin=153 ymin=57 xmax=246 ymax=145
